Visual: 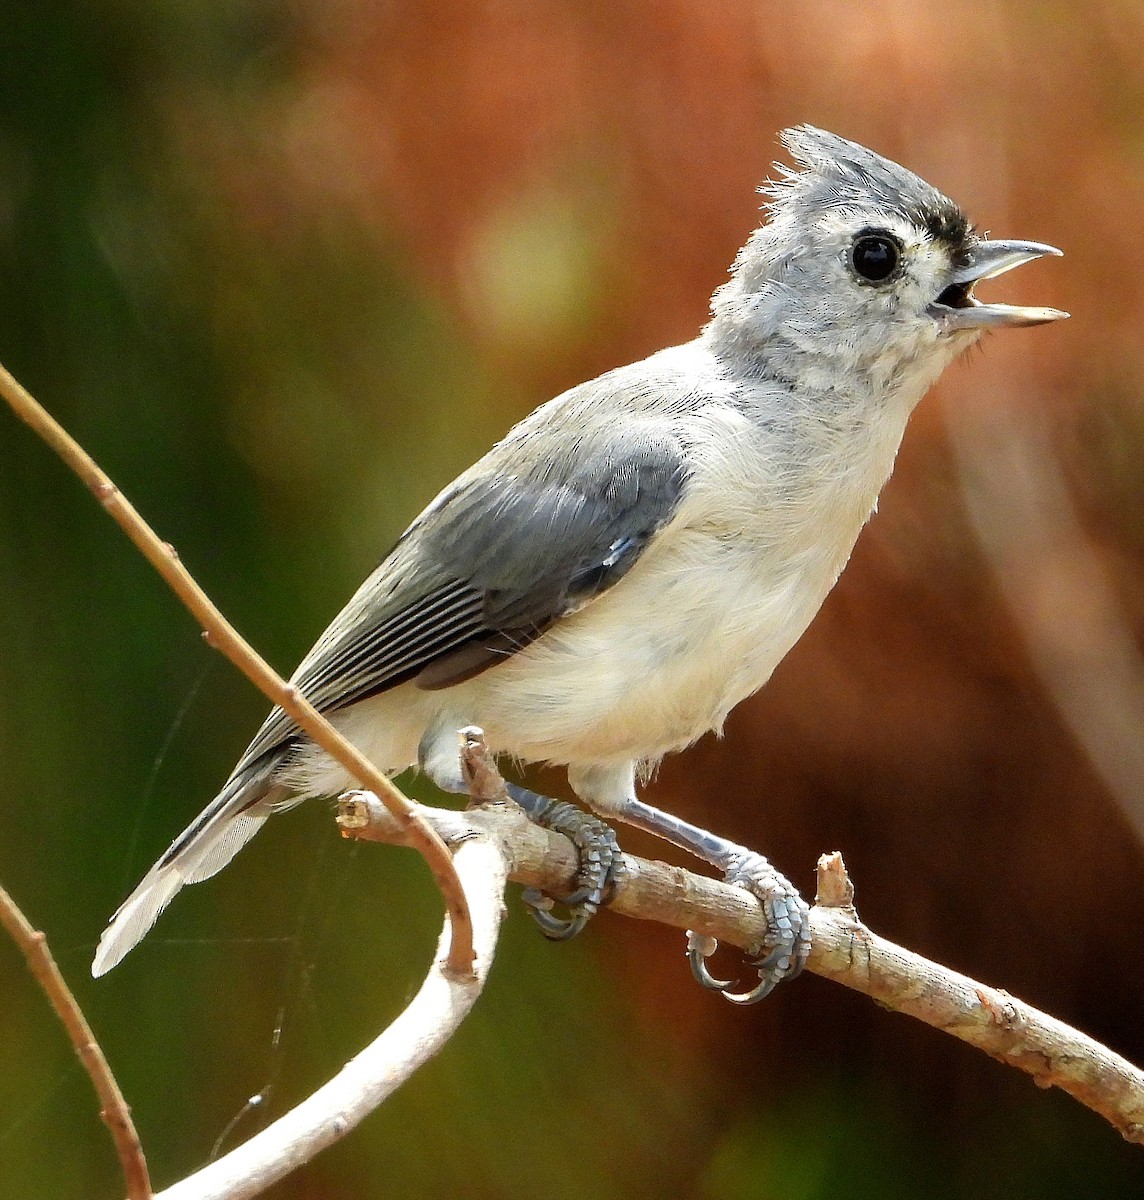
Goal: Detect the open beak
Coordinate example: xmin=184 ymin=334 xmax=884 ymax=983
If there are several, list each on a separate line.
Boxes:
xmin=930 ymin=239 xmax=1069 ymax=331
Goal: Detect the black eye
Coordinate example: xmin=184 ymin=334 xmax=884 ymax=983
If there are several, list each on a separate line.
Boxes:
xmin=851 ymin=232 xmax=901 ymax=283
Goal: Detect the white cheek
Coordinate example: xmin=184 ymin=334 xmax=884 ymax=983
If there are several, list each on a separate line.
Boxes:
xmin=905 ymin=240 xmax=952 ymax=299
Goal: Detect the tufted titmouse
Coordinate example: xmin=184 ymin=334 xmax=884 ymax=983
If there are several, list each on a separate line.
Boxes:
xmin=93 ymin=126 xmax=1066 ymax=999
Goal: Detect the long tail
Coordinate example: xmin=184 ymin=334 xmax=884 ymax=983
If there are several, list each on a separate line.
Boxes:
xmin=92 ymin=762 xmax=281 ymax=977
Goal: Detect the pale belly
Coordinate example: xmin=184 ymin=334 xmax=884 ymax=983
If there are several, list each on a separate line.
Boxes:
xmin=449 ymin=527 xmax=848 ymax=766
xmin=289 ymin=521 xmax=859 ymax=796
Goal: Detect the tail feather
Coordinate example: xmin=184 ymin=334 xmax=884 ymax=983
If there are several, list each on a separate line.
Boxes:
xmin=181 ymin=812 xmax=270 ymax=885
xmin=92 ymin=766 xmax=277 ymax=977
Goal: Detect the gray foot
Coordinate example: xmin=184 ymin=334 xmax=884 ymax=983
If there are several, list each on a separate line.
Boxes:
xmin=609 ymin=794 xmax=810 ymax=1004
xmin=505 ymin=784 xmax=624 ymax=941
xmin=687 ymin=851 xmax=811 ymax=1004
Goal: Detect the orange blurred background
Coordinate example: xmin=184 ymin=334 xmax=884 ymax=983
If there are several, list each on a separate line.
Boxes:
xmin=0 ymin=2 xmax=1141 ymax=1197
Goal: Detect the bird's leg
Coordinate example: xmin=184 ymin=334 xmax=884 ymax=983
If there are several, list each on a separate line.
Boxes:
xmin=420 ymin=723 xmax=624 ymax=941
xmin=612 ymin=795 xmax=811 ymax=1003
xmin=503 ymin=783 xmax=625 ymax=941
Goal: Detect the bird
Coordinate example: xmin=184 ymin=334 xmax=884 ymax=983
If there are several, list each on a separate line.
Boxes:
xmin=93 ymin=125 xmax=1067 ymax=1000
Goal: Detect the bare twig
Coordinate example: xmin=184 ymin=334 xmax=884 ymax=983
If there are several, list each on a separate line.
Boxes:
xmin=810 ymin=856 xmax=1144 ymax=1144
xmin=0 ymin=884 xmax=152 ymax=1199
xmin=153 ymin=825 xmax=506 ymax=1200
xmin=0 ymin=360 xmax=473 ymax=976
xmin=342 ymin=784 xmax=1144 ymax=1147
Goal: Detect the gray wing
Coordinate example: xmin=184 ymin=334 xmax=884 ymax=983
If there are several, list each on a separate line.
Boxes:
xmin=92 ymin=364 xmax=701 ymax=975
xmin=234 ymin=418 xmax=689 ymax=772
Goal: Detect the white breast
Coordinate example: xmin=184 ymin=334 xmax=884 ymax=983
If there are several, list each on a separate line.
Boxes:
xmin=288 ymin=380 xmax=915 ymax=795
xmin=457 ymin=399 xmax=901 ymax=766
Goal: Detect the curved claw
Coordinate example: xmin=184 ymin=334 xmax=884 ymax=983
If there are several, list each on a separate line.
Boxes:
xmin=559 ymin=882 xmax=603 ymax=908
xmin=686 ymin=933 xmax=789 ymax=1001
xmin=752 ymin=943 xmax=793 ymax=977
xmin=507 ymin=786 xmax=623 ymax=943
xmin=683 ymin=852 xmax=812 ymax=1005
xmin=521 ymin=886 xmax=596 ymax=942
xmin=686 ymin=931 xmax=737 ymax=992
xmin=721 ymin=974 xmax=781 ymax=1005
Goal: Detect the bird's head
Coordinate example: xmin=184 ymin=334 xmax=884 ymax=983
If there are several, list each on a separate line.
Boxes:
xmin=708 ymin=126 xmax=1067 ymax=401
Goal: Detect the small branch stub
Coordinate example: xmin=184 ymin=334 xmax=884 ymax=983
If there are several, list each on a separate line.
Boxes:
xmin=815 ymin=851 xmax=856 ymax=908
xmin=458 ymin=726 xmax=511 ymax=804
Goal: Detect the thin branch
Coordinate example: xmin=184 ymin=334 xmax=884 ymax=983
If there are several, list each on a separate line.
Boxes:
xmin=153 ymin=824 xmax=507 ymax=1200
xmin=0 ymin=884 xmax=152 ymax=1199
xmin=0 ymin=360 xmax=473 ymax=976
xmin=809 ymin=855 xmax=1144 ymax=1145
xmin=341 ymin=786 xmax=1144 ymax=1147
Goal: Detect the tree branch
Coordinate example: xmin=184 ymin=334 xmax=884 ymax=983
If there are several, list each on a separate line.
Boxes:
xmin=0 ymin=359 xmax=473 ymax=976
xmin=0 ymin=884 xmax=152 ymax=1199
xmin=339 ymin=759 xmax=1144 ymax=1148
xmin=153 ymin=825 xmax=506 ymax=1200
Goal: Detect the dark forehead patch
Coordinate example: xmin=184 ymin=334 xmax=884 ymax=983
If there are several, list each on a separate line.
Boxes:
xmin=918 ymin=203 xmax=970 ymax=251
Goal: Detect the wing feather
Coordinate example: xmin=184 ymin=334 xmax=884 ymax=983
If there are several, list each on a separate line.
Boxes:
xmin=233 ymin=408 xmax=689 ymax=771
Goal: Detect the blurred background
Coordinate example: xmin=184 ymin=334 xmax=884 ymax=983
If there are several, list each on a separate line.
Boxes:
xmin=0 ymin=1 xmax=1142 ymax=1196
